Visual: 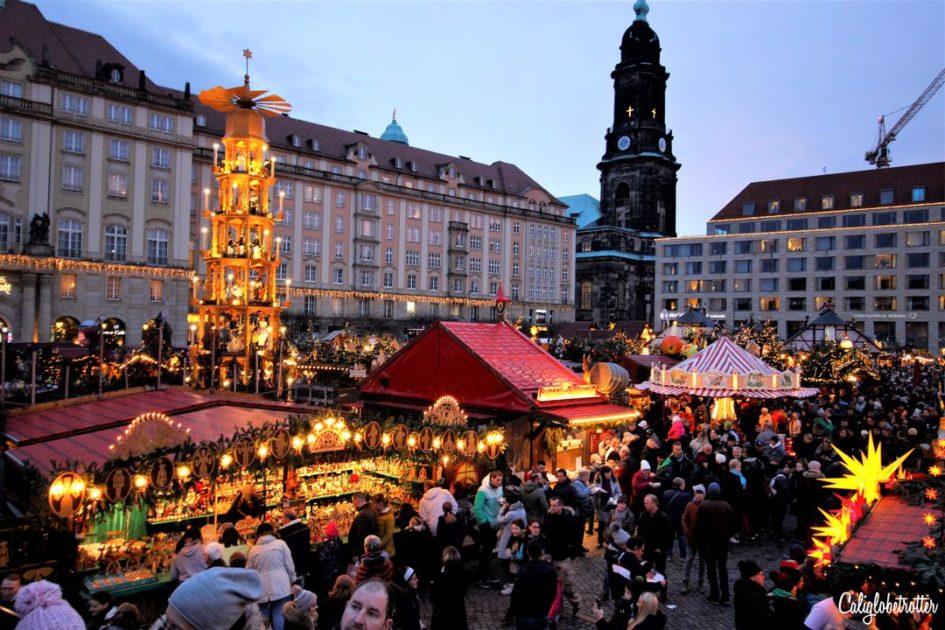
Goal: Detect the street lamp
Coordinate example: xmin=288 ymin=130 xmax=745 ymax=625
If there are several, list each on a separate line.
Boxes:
xmin=155 ymin=312 xmax=164 ymax=390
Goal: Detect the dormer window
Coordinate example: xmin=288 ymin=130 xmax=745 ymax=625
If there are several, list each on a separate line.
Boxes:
xmin=357 ymin=146 xmax=368 ymax=160
xmin=449 ymin=166 xmax=456 ymax=178
xmin=486 ymin=179 xmax=495 ymax=189
xmin=290 ymin=134 xmax=301 ymax=148
xmin=393 ymin=158 xmax=403 ymax=169
xmin=407 ymin=160 xmax=417 ymax=172
xmin=195 ymin=114 xmax=207 ymax=127
xmin=767 ymin=200 xmax=780 ymax=213
xmin=308 ymin=139 xmax=320 ymax=151
xmin=109 ymin=68 xmax=122 ymax=83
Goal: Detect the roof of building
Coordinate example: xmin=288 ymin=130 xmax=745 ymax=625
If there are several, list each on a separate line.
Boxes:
xmin=575 ymin=250 xmax=654 ymax=262
xmin=711 ymin=162 xmax=945 ymax=222
xmin=0 ymin=0 xmax=171 ymax=93
xmin=379 ymin=111 xmax=409 ymax=145
xmin=560 ymin=194 xmax=601 ymax=228
xmin=2 ymin=0 xmax=562 ymax=208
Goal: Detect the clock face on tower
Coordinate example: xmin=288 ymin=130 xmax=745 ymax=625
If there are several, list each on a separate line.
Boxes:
xmin=658 ymin=137 xmax=667 ymax=153
xmin=617 ymin=136 xmax=631 ymax=151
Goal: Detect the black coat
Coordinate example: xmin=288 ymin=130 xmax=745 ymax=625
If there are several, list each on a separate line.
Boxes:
xmin=347 ymin=504 xmax=378 ymax=559
xmin=695 ymin=497 xmax=736 ymax=553
xmin=509 ymin=559 xmax=557 ymax=619
xmin=392 ymin=584 xmax=422 ymax=630
xmin=733 ymin=578 xmax=769 ymax=630
xmin=636 ymin=509 xmax=674 ymax=554
xmin=430 ymin=563 xmax=467 ymax=630
xmin=278 ymin=520 xmax=311 ymax=579
xmin=550 ymin=478 xmax=579 ymax=510
xmin=542 ymin=510 xmax=576 ymax=561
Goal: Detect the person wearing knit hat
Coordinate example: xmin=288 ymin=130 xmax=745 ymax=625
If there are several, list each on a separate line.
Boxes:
xmin=733 ymin=560 xmax=766 ymax=630
xmin=282 ymin=587 xmax=318 ymax=630
xmin=167 ymin=568 xmax=263 ymax=630
xmin=13 ymin=580 xmax=84 ymax=630
xmin=639 ymin=460 xmax=651 ymax=471
xmin=692 ymin=484 xmax=706 ymax=496
xmin=205 ymin=541 xmax=226 ymax=568
xmin=707 ymin=482 xmax=721 ymax=496
xmin=612 ymin=529 xmax=631 ymax=547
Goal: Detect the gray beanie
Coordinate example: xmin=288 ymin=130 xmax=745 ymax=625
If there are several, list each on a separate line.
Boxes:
xmin=613 ymin=529 xmax=631 ymax=546
xmin=168 ymin=568 xmax=262 ymax=628
xmin=294 ymin=588 xmax=317 ymax=612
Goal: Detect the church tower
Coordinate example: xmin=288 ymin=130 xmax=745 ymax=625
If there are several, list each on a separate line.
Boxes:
xmin=598 ymin=0 xmax=679 ymax=236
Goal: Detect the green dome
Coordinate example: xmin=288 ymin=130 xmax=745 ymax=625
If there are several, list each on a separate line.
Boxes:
xmin=380 ymin=109 xmax=409 ymax=145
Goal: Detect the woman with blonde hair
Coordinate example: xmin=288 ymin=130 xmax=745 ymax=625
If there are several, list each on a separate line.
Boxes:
xmin=627 ymin=591 xmax=666 ymax=629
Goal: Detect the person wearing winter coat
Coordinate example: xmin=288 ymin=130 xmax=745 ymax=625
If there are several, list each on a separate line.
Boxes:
xmin=733 ymin=560 xmax=768 ymax=630
xmin=278 ymin=509 xmax=312 ymax=586
xmin=496 ymin=489 xmax=528 ymax=561
xmin=391 ymin=566 xmax=422 ymax=630
xmin=372 ymin=494 xmax=397 ymax=559
xmin=169 ymin=528 xmax=207 ymax=584
xmin=473 ymin=469 xmax=504 ymax=585
xmin=346 ymin=492 xmax=378 ymax=563
xmin=679 ymin=485 xmax=705 ymax=594
xmin=544 ymin=497 xmax=581 ymax=618
xmin=609 ymin=495 xmax=636 ymax=534
xmin=768 ymin=461 xmax=793 ymax=539
xmin=695 ymin=483 xmax=736 ymax=605
xmin=248 ymin=522 xmax=297 ymax=630
xmin=154 ymin=567 xmax=266 ymax=630
xmin=636 ymin=494 xmax=672 ymax=602
xmin=13 ymin=580 xmax=85 ymax=630
xmin=592 ymin=465 xmax=621 ymax=548
xmin=419 ymin=481 xmax=458 ymax=535
xmin=509 ymin=540 xmax=557 ymax=630
xmin=430 ymin=546 xmax=468 ymax=630
xmin=631 ymin=461 xmax=660 ymax=518
xmin=659 ymin=478 xmax=691 ymax=562
xmin=520 ymin=474 xmax=550 ymax=524
xmin=355 ymin=535 xmax=394 ymax=584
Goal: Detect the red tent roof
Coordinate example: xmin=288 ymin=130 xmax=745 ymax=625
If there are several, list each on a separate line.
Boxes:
xmin=672 ymin=337 xmax=777 ymax=375
xmin=7 ymin=403 xmax=295 ymax=477
xmin=360 ymin=321 xmax=591 ymax=415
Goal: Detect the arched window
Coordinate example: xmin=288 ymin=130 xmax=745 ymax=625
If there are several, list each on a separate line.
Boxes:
xmin=52 ymin=316 xmax=80 ymax=342
xmin=104 ymin=224 xmax=127 ymax=262
xmin=580 ymin=281 xmax=593 ymax=310
xmin=58 ymin=219 xmax=83 ymax=259
xmin=147 ymin=228 xmax=169 ymax=265
xmin=102 ymin=317 xmax=127 ymax=348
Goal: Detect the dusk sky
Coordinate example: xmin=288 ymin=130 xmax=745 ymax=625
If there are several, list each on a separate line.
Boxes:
xmin=36 ymin=0 xmax=945 ymax=235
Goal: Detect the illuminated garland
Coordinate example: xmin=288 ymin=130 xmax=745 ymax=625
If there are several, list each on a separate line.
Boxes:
xmin=0 ymin=254 xmax=194 ymax=280
xmin=287 ymin=286 xmax=563 ymax=310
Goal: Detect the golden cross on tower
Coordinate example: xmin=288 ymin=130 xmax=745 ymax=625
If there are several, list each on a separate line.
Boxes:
xmin=626 ymin=105 xmax=634 ymax=118
xmin=651 ymin=107 xmax=657 ymax=119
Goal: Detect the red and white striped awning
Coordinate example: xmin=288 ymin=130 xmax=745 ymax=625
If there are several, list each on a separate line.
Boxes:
xmin=637 ymin=383 xmax=819 ymax=399
xmin=672 ymin=337 xmax=777 ymax=375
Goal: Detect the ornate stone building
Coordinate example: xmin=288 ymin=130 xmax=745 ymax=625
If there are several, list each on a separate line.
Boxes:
xmin=573 ymin=0 xmax=680 ymax=325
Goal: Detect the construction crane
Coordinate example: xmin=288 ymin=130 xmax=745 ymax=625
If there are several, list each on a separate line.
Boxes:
xmin=865 ymin=67 xmax=945 ymax=168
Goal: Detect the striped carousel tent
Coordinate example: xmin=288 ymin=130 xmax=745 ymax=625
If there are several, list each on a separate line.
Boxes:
xmin=638 ymin=336 xmax=819 ymax=399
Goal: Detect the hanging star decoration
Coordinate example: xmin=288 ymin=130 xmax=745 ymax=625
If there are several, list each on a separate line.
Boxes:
xmin=922 ymin=536 xmax=936 ymax=550
xmin=822 ymin=433 xmax=913 ymax=505
xmin=812 ymin=507 xmax=852 ymax=545
xmin=808 ymin=537 xmax=833 ymax=566
xmin=923 ymin=513 xmax=937 ymax=527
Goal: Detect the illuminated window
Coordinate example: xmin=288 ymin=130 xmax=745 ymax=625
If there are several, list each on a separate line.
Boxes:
xmin=104 ymin=224 xmax=127 ymax=262
xmin=149 ymin=279 xmax=164 ymax=303
xmin=106 ymin=276 xmax=123 ymax=301
xmin=60 ymin=273 xmax=77 ymax=299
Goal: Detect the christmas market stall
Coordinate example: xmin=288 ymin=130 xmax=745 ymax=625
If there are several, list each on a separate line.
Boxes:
xmin=637 ymin=336 xmax=819 ymax=422
xmin=358 ymin=320 xmax=640 ymax=478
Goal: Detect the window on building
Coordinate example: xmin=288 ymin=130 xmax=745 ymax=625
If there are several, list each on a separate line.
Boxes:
xmin=734 ymin=260 xmax=751 ymax=273
xmin=787 ymin=277 xmax=807 ymax=291
xmin=817 ymin=216 xmax=835 ymax=229
xmin=709 ymin=242 xmax=727 ymax=256
xmin=759 ymin=297 xmax=780 ymax=311
xmin=875 ymin=275 xmax=897 ymax=290
xmin=814 ymin=236 xmax=835 ymax=251
xmin=816 ymin=277 xmax=835 ymax=291
xmin=305 ymin=265 xmax=318 ymax=284
xmin=737 ymin=222 xmax=756 ymax=234
xmin=0 ymin=117 xmax=22 ymax=143
xmin=872 ymin=211 xmax=897 ymax=226
xmin=874 ymin=296 xmax=897 ymax=311
xmin=429 ymin=275 xmax=439 ymax=291
xmin=151 ymin=147 xmax=170 ymax=169
xmin=907 ymin=274 xmax=929 ymax=290
xmin=106 ymin=276 xmax=122 ymax=301
xmin=760 ymin=220 xmax=780 ymax=232
xmin=151 ymin=178 xmax=169 ymax=203
xmin=60 ymin=273 xmax=77 ymax=299
xmin=149 ymin=279 xmax=164 ymax=303
xmin=760 ymin=259 xmax=779 ymax=273
xmin=907 ymin=252 xmax=930 ymax=268
xmin=62 ymin=93 xmax=89 ymax=115
xmin=147 ymin=228 xmax=169 ymax=265
xmin=406 ymin=250 xmax=420 ymax=266
xmin=767 ymin=200 xmax=780 ymax=213
xmin=0 ymin=80 xmax=24 ymax=98
xmin=58 ymin=219 xmax=82 ymax=258
xmin=734 ymin=297 xmax=751 ymax=311
xmin=62 ymin=165 xmax=83 ymax=192
xmin=685 ymin=261 xmax=702 ymax=274
xmin=814 ymin=256 xmax=834 ymax=271
xmin=742 ymin=202 xmax=755 ymax=216
xmin=843 ymin=234 xmax=864 ymax=249
xmin=845 ymin=255 xmax=865 ymax=270
xmin=879 ymin=189 xmax=894 ymax=205
xmin=709 ymin=260 xmax=726 ymax=274
xmin=907 ymin=296 xmax=929 ymax=311
xmin=850 ymin=192 xmax=864 ymax=207
xmin=149 ymin=113 xmax=174 ymax=133
xmin=875 ymin=254 xmax=896 ymax=269
xmin=903 ymin=208 xmax=929 ymax=224
xmin=107 ymin=104 xmax=133 ymax=125
xmin=786 ymin=238 xmax=805 ymax=252
xmin=786 ymin=219 xmax=808 ymax=231
xmin=845 ymin=276 xmax=865 ymax=290
xmin=845 ymin=296 xmax=865 ymax=311
xmin=787 ymin=297 xmax=806 ymax=311
xmin=104 ymin=224 xmax=127 ymax=262
xmin=787 ymin=258 xmax=806 ymax=272
xmin=359 ymin=270 xmax=374 ymax=288
xmin=821 ymin=195 xmax=834 ymax=210
xmin=905 ymin=231 xmax=929 ymax=247
xmin=759 ymin=278 xmax=778 ymax=292
xmin=302 ymin=295 xmax=316 ymax=315
xmin=333 ymin=268 xmax=344 ymax=285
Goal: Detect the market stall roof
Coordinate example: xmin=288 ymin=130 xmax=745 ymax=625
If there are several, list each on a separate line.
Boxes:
xmin=835 ymin=495 xmax=929 ymax=570
xmin=785 ymin=308 xmax=882 ymax=354
xmin=360 ymin=321 xmax=632 ymax=423
xmin=673 ymin=309 xmax=716 ymax=327
xmin=638 ymin=337 xmax=819 ymax=399
xmin=538 ymin=403 xmax=639 ymax=426
xmin=7 ymin=404 xmax=294 ymax=477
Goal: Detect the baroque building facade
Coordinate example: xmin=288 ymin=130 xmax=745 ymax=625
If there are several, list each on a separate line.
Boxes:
xmin=573 ymin=0 xmax=680 ymax=325
xmin=0 ymin=0 xmax=574 ymax=345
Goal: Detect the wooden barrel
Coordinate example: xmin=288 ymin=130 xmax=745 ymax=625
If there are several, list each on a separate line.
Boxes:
xmin=589 ymin=362 xmax=630 ymax=396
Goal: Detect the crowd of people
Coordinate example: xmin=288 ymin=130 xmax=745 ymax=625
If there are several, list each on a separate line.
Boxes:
xmin=0 ymin=360 xmax=940 ymax=629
